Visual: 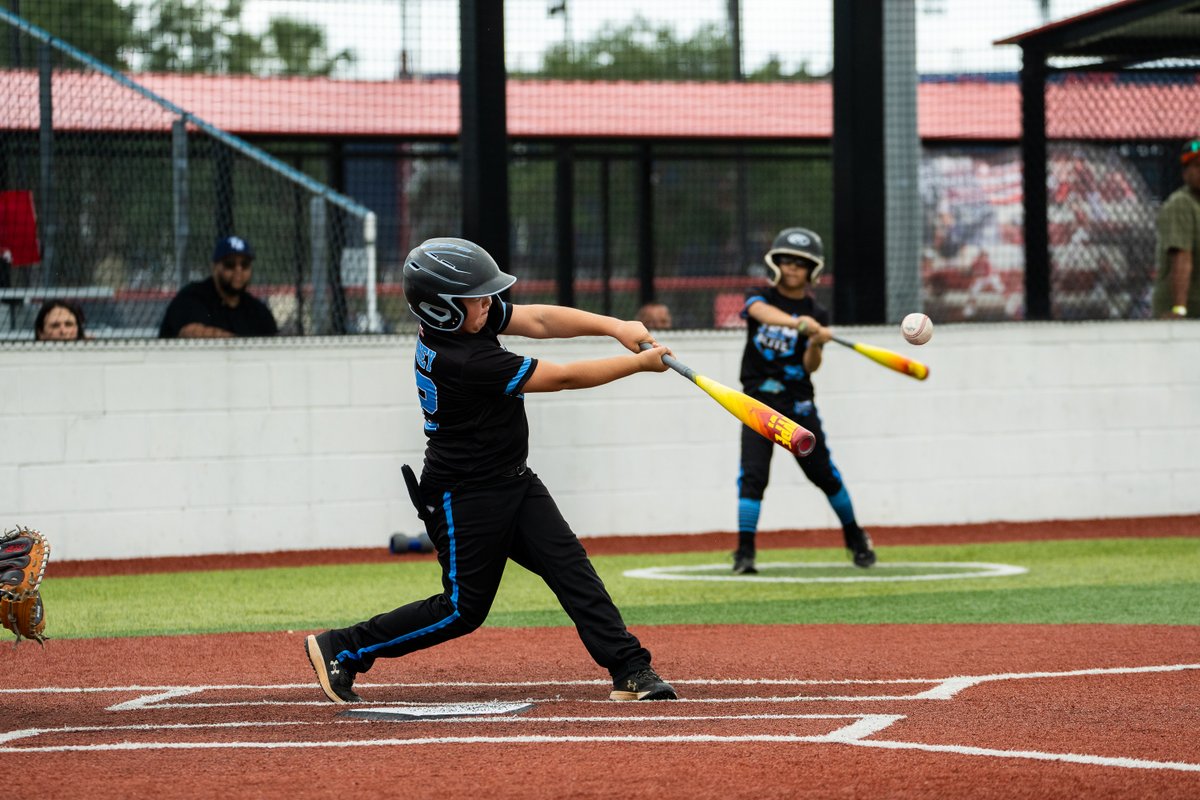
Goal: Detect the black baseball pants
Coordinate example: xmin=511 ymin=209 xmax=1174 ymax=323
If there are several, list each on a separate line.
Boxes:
xmin=328 ymin=469 xmax=652 ymax=681
xmin=738 ymin=392 xmax=845 ymax=500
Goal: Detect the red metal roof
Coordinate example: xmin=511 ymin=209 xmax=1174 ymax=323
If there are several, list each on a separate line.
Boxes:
xmin=1 ymin=70 xmax=1196 ymax=141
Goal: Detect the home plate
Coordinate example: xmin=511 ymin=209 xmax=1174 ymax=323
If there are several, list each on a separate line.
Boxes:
xmin=339 ymin=702 xmax=535 ymax=721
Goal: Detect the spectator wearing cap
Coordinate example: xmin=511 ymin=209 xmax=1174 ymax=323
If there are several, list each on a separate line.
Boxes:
xmin=159 ymin=235 xmax=279 ymax=338
xmin=1152 ymin=139 xmax=1200 ymax=319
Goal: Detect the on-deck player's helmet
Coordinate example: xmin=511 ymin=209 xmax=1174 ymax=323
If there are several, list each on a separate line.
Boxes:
xmin=402 ymin=237 xmax=516 ymax=332
xmin=764 ymin=227 xmax=825 ymax=285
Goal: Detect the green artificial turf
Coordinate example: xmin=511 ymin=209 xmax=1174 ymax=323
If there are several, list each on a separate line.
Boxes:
xmin=41 ymin=537 xmax=1200 ymax=639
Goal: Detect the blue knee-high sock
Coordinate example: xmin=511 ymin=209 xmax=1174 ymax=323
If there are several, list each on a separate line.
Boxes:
xmin=737 ymin=498 xmax=761 ymax=553
xmin=827 ymin=486 xmax=858 ymax=530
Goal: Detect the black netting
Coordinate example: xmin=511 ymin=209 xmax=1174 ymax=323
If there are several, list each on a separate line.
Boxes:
xmin=3 ymin=2 xmax=1194 ymax=335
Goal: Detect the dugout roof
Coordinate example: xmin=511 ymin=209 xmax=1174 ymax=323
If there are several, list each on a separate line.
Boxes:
xmin=996 ymin=0 xmax=1200 ymax=67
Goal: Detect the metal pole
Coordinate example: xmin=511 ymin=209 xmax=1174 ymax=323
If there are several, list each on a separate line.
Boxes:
xmin=1020 ymin=51 xmax=1050 ymax=320
xmin=636 ymin=144 xmax=654 ymax=307
xmin=364 ymin=212 xmax=380 ymax=332
xmin=600 ymin=157 xmax=612 ymax=317
xmin=459 ymin=0 xmax=510 ymax=264
xmin=884 ymin=0 xmax=921 ymax=322
xmin=729 ymin=1 xmax=749 ymax=280
xmin=727 ymin=0 xmax=742 ymax=79
xmin=9 ymin=0 xmax=21 ymax=67
xmin=172 ymin=117 xmax=190 ymax=287
xmin=310 ymin=198 xmax=328 ymax=335
xmin=555 ymin=142 xmax=575 ymax=308
xmin=832 ymin=0 xmax=887 ymax=323
xmin=38 ymin=41 xmax=54 ymax=279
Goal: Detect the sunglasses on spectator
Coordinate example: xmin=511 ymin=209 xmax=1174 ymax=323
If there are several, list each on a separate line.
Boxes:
xmin=220 ymin=258 xmax=253 ymax=270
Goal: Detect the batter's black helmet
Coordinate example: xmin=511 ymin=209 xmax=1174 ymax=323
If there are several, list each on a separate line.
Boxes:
xmin=402 ymin=237 xmax=516 ymax=332
xmin=764 ymin=227 xmax=825 ymax=285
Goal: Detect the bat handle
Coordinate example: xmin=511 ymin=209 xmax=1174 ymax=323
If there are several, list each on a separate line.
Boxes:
xmin=638 ymin=341 xmax=693 ymax=381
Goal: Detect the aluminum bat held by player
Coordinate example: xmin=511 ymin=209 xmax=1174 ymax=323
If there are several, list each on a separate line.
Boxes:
xmin=640 ymin=342 xmax=815 ymax=456
xmin=829 ymin=335 xmax=929 ymax=381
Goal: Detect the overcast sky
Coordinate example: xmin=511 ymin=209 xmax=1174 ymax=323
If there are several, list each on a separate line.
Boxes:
xmin=238 ymin=0 xmax=1111 ymax=79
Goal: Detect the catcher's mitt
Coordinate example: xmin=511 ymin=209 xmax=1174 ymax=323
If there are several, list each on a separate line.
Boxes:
xmin=0 ymin=526 xmax=50 ymax=646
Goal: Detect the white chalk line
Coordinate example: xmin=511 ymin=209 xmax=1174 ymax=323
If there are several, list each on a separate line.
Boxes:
xmin=0 ymin=713 xmax=899 ymax=744
xmin=3 ymin=664 xmax=1198 ymax=772
xmin=4 ymin=731 xmax=1199 ymax=772
xmin=2 ymin=664 xmax=1198 ymax=710
xmin=623 ymin=561 xmax=1028 ymax=583
xmin=833 ymin=737 xmax=1200 ymax=773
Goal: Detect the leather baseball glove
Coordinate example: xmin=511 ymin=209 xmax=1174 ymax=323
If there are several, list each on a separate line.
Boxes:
xmin=0 ymin=526 xmax=50 ymax=646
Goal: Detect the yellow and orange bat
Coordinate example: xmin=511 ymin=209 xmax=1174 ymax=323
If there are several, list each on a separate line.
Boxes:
xmin=830 ymin=335 xmax=929 ymax=381
xmin=641 ymin=344 xmax=815 ymax=457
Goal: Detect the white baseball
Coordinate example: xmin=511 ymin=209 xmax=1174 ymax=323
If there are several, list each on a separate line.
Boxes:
xmin=901 ymin=313 xmax=932 ymax=345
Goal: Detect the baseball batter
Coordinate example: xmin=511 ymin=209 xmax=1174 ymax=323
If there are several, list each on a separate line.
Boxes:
xmin=306 ymin=237 xmax=678 ymax=704
xmin=734 ymin=227 xmax=876 ymax=574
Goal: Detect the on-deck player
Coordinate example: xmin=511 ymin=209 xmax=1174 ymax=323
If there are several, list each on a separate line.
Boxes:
xmin=733 ymin=227 xmax=876 ymax=575
xmin=306 ymin=237 xmax=678 ymax=703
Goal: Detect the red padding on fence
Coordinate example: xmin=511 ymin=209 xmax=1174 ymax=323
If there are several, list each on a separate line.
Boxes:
xmin=0 ymin=190 xmax=40 ymax=266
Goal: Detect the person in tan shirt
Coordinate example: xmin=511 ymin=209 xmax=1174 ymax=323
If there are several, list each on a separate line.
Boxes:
xmin=1152 ymin=139 xmax=1200 ymax=319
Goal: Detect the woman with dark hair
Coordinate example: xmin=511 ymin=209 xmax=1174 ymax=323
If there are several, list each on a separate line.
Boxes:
xmin=34 ymin=299 xmax=85 ymax=341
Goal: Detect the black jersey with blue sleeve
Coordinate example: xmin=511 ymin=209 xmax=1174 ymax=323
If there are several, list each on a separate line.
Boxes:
xmin=737 ymin=286 xmax=830 ymax=400
xmin=414 ymin=299 xmax=538 ymax=484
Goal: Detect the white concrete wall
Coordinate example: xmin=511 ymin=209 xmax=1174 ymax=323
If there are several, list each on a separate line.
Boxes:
xmin=2 ymin=321 xmax=1197 ymax=560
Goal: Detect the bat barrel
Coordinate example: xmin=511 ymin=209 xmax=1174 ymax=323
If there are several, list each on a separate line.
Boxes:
xmin=640 ymin=341 xmax=816 ymax=458
xmin=790 ymin=428 xmax=816 ymax=457
xmin=829 ymin=334 xmax=929 ymax=381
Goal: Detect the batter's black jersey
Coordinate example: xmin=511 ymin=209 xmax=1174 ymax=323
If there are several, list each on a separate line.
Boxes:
xmin=414 ymin=299 xmax=538 ymax=485
xmin=738 ymin=287 xmax=830 ymax=400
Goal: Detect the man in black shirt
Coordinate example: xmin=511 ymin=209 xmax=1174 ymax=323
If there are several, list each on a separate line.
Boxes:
xmin=304 ymin=237 xmax=678 ymax=705
xmin=159 ymin=235 xmax=278 ymax=338
xmin=734 ymin=227 xmax=875 ymax=575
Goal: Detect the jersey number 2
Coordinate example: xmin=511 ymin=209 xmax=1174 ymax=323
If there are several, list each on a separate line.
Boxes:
xmin=416 ymin=371 xmax=438 ymax=414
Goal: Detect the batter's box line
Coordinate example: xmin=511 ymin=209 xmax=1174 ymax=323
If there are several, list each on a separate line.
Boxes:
xmin=0 ymin=713 xmax=903 ymax=747
xmin=2 ymin=711 xmax=1199 ymax=772
xmin=2 ymin=728 xmax=1199 ymax=773
xmin=3 ymin=663 xmax=1198 ymax=710
xmin=0 ymin=679 xmax=963 ymax=712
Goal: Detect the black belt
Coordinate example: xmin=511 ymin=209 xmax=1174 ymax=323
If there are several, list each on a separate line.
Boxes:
xmin=500 ymin=463 xmax=528 ymax=478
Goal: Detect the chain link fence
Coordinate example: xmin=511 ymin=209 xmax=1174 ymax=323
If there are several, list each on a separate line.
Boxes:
xmin=0 ymin=8 xmax=378 ymax=340
xmin=2 ymin=3 xmax=1195 ymax=333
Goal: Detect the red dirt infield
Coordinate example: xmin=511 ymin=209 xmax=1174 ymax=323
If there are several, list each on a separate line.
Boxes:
xmin=8 ymin=515 xmax=1200 ymax=798
xmin=2 ymin=625 xmax=1199 ymax=799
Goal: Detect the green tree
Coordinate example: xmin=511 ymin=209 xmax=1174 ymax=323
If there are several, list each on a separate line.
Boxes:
xmin=0 ymin=0 xmax=137 ymax=69
xmin=136 ymin=0 xmax=353 ymax=77
xmin=530 ymin=15 xmax=734 ymax=81
xmin=747 ymin=55 xmax=824 ymax=82
xmin=525 ymin=14 xmax=823 ymax=82
xmin=136 ymin=0 xmax=259 ymax=73
xmin=263 ymin=17 xmax=355 ymax=77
